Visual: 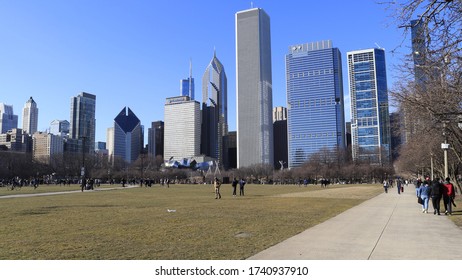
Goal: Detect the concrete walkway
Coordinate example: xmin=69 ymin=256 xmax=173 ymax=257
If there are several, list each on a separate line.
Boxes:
xmin=249 ymin=186 xmax=462 ymax=260
xmin=0 ymin=185 xmax=140 ymax=199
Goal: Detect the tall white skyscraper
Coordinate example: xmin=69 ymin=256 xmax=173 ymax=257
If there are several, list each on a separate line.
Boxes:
xmin=235 ymin=7 xmax=273 ymax=168
xmin=22 ymin=96 xmax=39 ymax=135
xmin=164 ymin=96 xmax=201 ymax=160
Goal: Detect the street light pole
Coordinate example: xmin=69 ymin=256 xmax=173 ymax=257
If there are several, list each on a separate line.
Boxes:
xmin=430 ymin=153 xmax=434 ymax=180
xmin=442 ymin=121 xmax=449 ymax=179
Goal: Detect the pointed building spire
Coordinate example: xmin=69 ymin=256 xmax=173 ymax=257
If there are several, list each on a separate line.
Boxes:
xmin=189 ymin=58 xmax=193 ymax=99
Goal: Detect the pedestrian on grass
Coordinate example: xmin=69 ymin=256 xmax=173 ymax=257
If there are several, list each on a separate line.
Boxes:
xmin=417 ymin=181 xmax=431 ymax=213
xmin=214 ymin=177 xmax=222 ymax=199
xmin=443 ymin=177 xmax=455 ymax=215
xmin=231 ymin=177 xmax=238 ymax=197
xmin=430 ymin=178 xmax=444 ymax=215
xmin=239 ymin=178 xmax=246 ymax=196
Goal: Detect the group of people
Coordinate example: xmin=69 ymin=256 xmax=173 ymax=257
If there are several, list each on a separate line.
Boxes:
xmin=383 ymin=178 xmax=410 ymax=194
xmin=416 ymin=177 xmax=456 ymax=215
xmin=214 ymin=177 xmax=246 ymax=199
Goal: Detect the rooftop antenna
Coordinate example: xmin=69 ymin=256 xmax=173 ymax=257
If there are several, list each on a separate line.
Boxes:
xmin=375 ymin=42 xmax=384 ymax=50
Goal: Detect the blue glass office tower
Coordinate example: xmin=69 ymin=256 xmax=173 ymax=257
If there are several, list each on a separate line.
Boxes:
xmin=286 ymin=40 xmax=345 ymax=169
xmin=347 ymin=48 xmax=391 ymax=164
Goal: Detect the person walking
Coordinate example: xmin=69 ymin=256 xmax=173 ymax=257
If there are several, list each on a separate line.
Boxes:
xmin=443 ymin=177 xmax=456 ymax=215
xmin=231 ymin=177 xmax=238 ymax=197
xmin=397 ymin=179 xmax=402 ymax=194
xmin=214 ymin=177 xmax=222 ymax=199
xmin=417 ymin=180 xmax=431 ymax=213
xmin=239 ymin=178 xmax=246 ymax=196
xmin=383 ymin=180 xmax=389 ymax=193
xmin=430 ymin=178 xmax=444 ymax=215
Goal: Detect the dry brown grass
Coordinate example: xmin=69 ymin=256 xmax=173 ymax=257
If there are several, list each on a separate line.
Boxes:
xmin=0 ymin=183 xmax=382 ymax=260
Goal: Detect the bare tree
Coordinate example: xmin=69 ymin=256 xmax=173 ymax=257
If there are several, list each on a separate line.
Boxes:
xmin=383 ymin=0 xmax=462 ymax=191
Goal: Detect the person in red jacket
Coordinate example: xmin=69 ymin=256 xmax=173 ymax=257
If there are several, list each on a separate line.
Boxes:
xmin=443 ymin=177 xmax=456 ymax=215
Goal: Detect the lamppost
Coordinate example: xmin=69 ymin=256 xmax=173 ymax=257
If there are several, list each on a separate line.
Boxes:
xmin=80 ymin=136 xmax=87 ymax=190
xmin=442 ymin=121 xmax=450 ymax=179
xmin=430 ymin=152 xmax=434 ymax=181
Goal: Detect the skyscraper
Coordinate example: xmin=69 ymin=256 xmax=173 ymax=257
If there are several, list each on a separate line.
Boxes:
xmin=0 ymin=103 xmax=18 ymax=134
xmin=235 ymin=7 xmax=273 ymax=168
xmin=286 ymin=40 xmax=345 ymax=168
xmin=148 ymin=121 xmax=164 ymax=157
xmin=201 ymin=51 xmax=227 ymax=167
xmin=22 ymin=96 xmax=39 ymax=135
xmin=32 ymin=132 xmax=64 ymax=164
xmin=180 ymin=60 xmax=195 ymax=100
xmin=411 ymin=19 xmax=428 ymax=85
xmin=70 ymin=92 xmax=96 ymax=154
xmin=109 ymin=107 xmax=143 ymax=163
xmin=49 ymin=120 xmax=70 ymax=136
xmin=273 ymin=107 xmax=288 ymax=169
xmin=347 ymin=48 xmax=391 ymax=165
xmin=164 ymin=96 xmax=201 ymax=160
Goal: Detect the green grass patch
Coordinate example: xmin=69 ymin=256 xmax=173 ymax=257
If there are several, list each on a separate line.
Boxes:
xmin=0 ymin=183 xmax=382 ymax=260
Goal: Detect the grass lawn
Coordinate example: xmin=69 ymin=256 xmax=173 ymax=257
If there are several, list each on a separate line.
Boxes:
xmin=0 ymin=183 xmax=383 ymax=260
xmin=449 ymin=195 xmax=462 ymax=227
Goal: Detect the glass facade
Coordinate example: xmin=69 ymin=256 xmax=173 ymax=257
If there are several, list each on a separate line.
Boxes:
xmin=286 ymin=40 xmax=346 ymax=169
xmin=112 ymin=107 xmax=142 ymax=163
xmin=148 ymin=121 xmax=164 ymax=157
xmin=201 ymin=51 xmax=227 ymax=167
xmin=0 ymin=103 xmax=18 ymax=134
xmin=70 ymin=92 xmax=96 ymax=154
xmin=180 ymin=78 xmax=195 ymax=100
xmin=348 ymin=48 xmax=391 ymax=164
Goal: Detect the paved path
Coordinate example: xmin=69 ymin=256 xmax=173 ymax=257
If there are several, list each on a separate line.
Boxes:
xmin=0 ymin=185 xmax=140 ymax=199
xmin=249 ymin=186 xmax=462 ymax=260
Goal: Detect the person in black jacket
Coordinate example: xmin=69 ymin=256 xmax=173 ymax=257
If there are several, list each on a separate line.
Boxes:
xmin=429 ymin=178 xmax=444 ymax=215
xmin=231 ymin=177 xmax=238 ymax=197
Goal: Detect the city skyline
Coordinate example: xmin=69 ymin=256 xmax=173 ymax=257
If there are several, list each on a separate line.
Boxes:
xmin=0 ymin=1 xmax=405 ymax=143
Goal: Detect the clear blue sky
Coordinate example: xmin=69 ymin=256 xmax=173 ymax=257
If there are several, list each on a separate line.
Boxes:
xmin=0 ymin=0 xmax=407 ymax=143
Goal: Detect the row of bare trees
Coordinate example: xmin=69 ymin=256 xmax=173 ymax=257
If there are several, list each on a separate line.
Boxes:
xmin=383 ymin=0 xmax=462 ymax=192
xmin=1 ymin=146 xmax=394 ymax=186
